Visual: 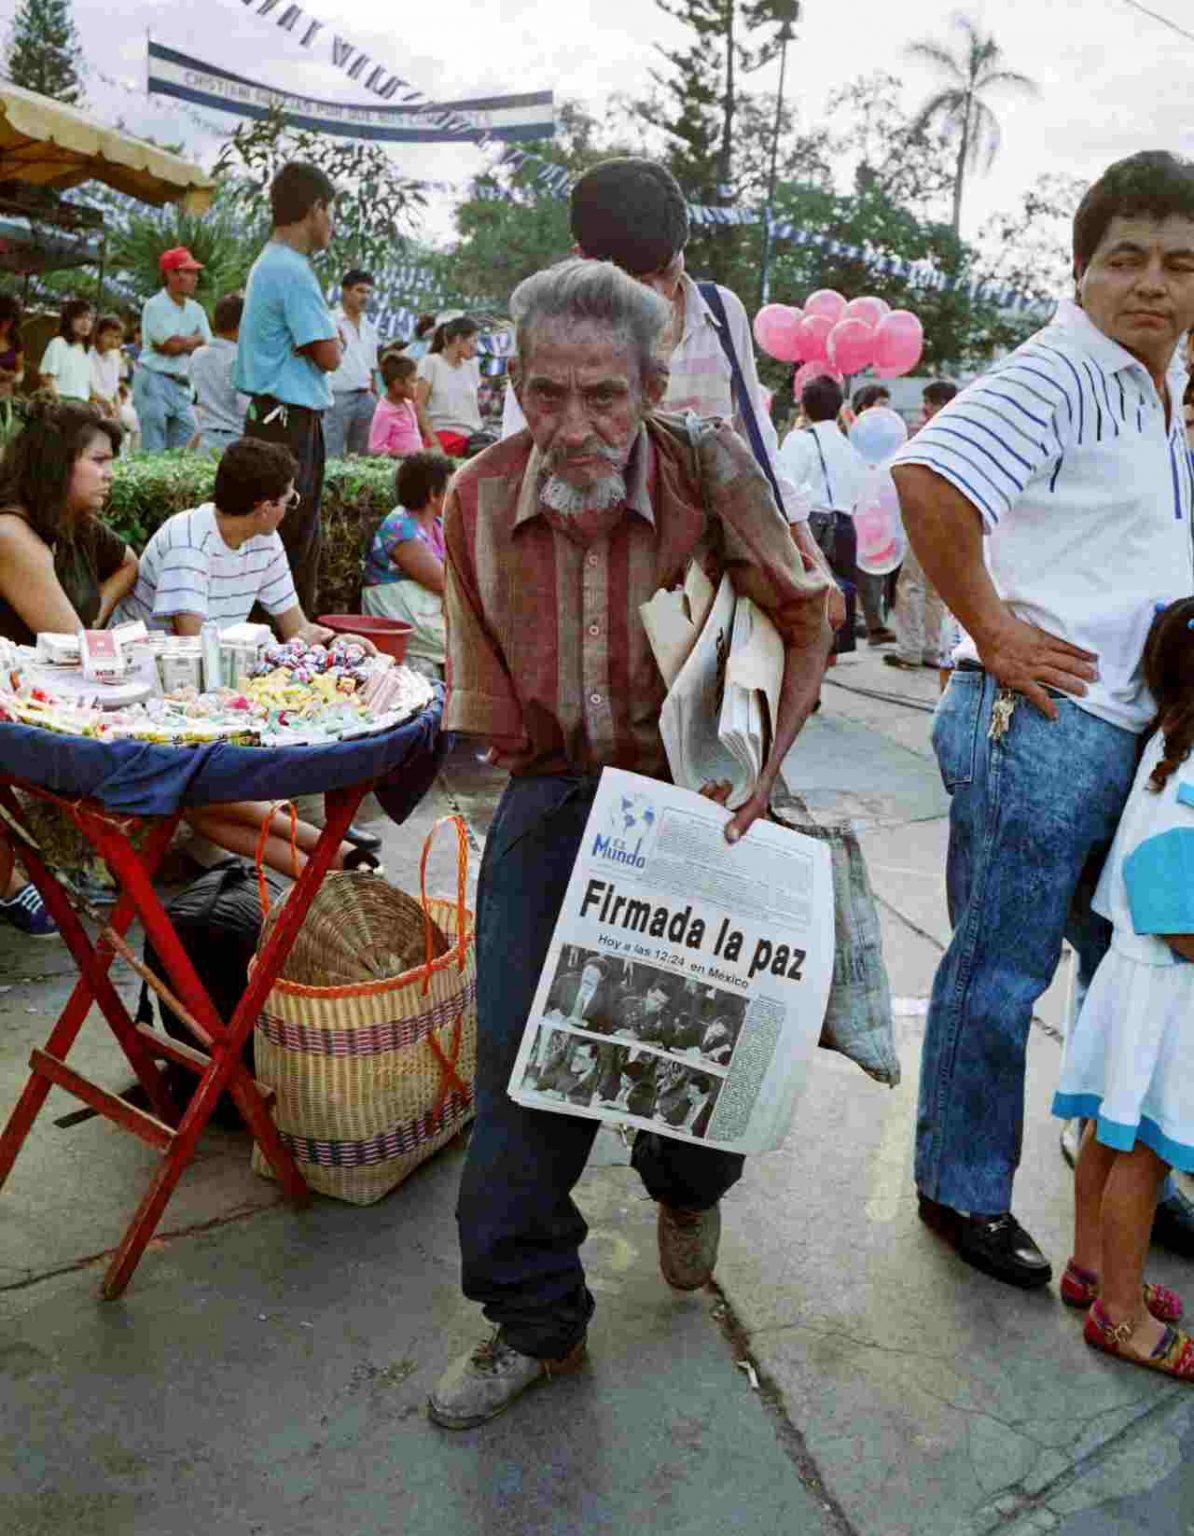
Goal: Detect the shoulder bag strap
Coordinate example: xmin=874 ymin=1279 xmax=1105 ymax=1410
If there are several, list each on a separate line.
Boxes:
xmin=810 ymin=428 xmax=835 ymax=507
xmin=696 ymin=280 xmax=785 ymax=512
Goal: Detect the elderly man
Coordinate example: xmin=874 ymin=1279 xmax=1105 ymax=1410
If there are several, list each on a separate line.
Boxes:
xmin=324 ymin=268 xmax=380 ymax=459
xmin=501 ymin=157 xmax=844 ymax=629
xmin=429 ymin=258 xmax=830 ymax=1429
xmin=136 ymin=246 xmax=212 ymax=453
xmin=892 ymin=150 xmax=1194 ymax=1289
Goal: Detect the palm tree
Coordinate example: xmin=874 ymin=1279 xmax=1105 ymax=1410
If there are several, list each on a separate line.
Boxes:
xmin=906 ymin=13 xmax=1038 ymax=237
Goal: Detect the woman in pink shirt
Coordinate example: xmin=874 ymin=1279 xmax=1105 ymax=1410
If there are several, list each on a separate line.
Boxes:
xmin=369 ymin=354 xmax=425 ymax=457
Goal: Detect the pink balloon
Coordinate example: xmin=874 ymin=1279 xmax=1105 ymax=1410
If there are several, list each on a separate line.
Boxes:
xmin=752 ymin=304 xmax=805 ymax=363
xmin=797 ymin=313 xmax=834 ymax=365
xmin=872 ymin=310 xmax=924 ymax=377
xmin=803 ymin=289 xmax=847 ymax=324
xmin=792 ymin=361 xmax=843 ymax=397
xmin=843 ymin=296 xmax=887 ymax=329
xmin=826 ymin=318 xmax=875 ymax=376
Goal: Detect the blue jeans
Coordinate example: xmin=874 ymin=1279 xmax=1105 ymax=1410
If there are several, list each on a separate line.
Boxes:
xmin=917 ymin=670 xmax=1139 ymax=1214
xmin=197 ymin=427 xmax=239 ymax=456
xmin=457 ymin=774 xmax=745 ymax=1359
xmin=324 ymin=389 xmax=374 ymax=457
xmin=134 ymin=369 xmax=196 ymax=452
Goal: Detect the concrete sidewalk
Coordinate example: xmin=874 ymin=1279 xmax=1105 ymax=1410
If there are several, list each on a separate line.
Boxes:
xmin=2 ymin=654 xmax=1192 ymax=1534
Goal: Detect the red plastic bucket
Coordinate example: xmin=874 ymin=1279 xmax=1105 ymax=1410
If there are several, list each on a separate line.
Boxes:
xmin=317 ymin=614 xmax=413 ymax=664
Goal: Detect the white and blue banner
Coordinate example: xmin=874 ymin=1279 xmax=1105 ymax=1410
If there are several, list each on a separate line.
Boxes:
xmin=147 ymin=42 xmax=555 ymax=144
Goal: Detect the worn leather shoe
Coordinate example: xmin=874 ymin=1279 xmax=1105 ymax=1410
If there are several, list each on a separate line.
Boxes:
xmin=658 ymin=1202 xmax=721 ymax=1290
xmin=1153 ymin=1187 xmax=1194 ymax=1259
xmin=428 ymin=1332 xmax=586 ymax=1430
xmin=918 ymin=1194 xmax=1052 ymax=1289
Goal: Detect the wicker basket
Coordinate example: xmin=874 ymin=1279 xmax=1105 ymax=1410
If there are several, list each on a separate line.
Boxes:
xmin=259 ymin=871 xmax=448 ymax=988
xmin=251 ymin=818 xmax=475 ymax=1204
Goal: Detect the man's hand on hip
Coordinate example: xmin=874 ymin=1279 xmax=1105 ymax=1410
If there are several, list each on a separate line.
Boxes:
xmin=976 ymin=610 xmax=1099 ymax=721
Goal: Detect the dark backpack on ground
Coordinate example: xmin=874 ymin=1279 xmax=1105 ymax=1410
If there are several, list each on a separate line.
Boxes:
xmin=136 ymin=857 xmax=287 ymax=1127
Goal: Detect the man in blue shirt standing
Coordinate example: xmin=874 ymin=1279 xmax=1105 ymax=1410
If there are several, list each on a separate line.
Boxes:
xmin=236 ymin=161 xmax=341 ymax=614
xmin=136 ymin=246 xmax=212 ymax=453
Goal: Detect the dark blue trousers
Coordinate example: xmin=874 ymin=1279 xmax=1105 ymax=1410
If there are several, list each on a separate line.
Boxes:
xmin=457 ymin=774 xmax=745 ymax=1359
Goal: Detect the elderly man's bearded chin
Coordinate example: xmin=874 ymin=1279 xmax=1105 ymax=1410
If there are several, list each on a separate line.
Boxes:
xmin=539 ymin=439 xmax=629 ymax=516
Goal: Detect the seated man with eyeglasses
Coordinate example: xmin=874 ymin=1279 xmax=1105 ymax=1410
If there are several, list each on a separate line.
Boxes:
xmin=113 ymin=435 xmax=380 ymax=878
xmin=116 ymin=437 xmax=336 ymax=649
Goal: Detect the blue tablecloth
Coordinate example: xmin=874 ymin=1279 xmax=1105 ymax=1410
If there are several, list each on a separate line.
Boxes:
xmin=0 ymin=691 xmax=446 ymax=822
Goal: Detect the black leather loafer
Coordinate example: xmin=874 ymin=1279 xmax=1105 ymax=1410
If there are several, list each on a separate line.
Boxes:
xmin=1153 ymin=1188 xmax=1194 ymax=1259
xmin=918 ymin=1194 xmax=1052 ymax=1289
xmin=345 ymin=823 xmax=382 ymax=853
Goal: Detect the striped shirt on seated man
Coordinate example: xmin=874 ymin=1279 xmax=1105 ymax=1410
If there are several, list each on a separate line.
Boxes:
xmin=116 ymin=438 xmax=328 ymax=646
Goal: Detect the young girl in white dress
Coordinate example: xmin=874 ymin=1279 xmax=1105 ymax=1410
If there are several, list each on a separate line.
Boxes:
xmin=1053 ymin=598 xmax=1194 ymax=1382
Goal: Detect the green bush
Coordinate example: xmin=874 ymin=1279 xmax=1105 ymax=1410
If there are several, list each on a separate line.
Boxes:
xmin=107 ymin=451 xmax=401 ymax=615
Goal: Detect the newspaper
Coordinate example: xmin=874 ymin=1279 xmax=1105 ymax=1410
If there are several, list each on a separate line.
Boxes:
xmin=507 ymin=768 xmax=835 ymax=1154
xmin=655 ymin=571 xmax=790 ymax=811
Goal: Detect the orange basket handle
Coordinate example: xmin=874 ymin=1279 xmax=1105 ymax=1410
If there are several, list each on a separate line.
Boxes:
xmin=256 ymin=800 xmax=301 ymax=915
xmin=418 ymin=813 xmax=470 ymax=991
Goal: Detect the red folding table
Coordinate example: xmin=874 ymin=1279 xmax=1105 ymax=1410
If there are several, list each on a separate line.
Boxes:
xmin=0 ymin=699 xmax=443 ymax=1297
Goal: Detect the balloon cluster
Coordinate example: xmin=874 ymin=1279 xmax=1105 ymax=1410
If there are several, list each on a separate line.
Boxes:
xmin=753 ymin=289 xmax=924 ymax=388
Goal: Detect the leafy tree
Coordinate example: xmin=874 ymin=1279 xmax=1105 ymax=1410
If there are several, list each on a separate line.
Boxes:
xmin=105 ymin=191 xmax=263 ymax=315
xmin=639 ymin=0 xmax=805 ymax=282
xmin=905 ymin=13 xmax=1037 ymax=236
xmin=755 ymin=75 xmax=1034 ymax=379
xmin=5 ymin=0 xmax=83 ymax=105
xmin=969 ymin=172 xmax=1084 ymax=350
xmin=212 ymin=107 xmax=425 ymax=280
xmin=827 ymin=73 xmax=954 ymax=223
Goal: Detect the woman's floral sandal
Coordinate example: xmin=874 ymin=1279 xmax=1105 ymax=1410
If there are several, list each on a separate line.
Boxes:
xmin=1061 ymin=1260 xmax=1183 ymax=1323
xmin=1084 ymin=1299 xmax=1194 ymax=1381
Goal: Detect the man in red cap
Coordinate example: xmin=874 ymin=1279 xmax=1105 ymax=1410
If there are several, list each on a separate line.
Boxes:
xmin=134 ymin=246 xmax=212 ymax=452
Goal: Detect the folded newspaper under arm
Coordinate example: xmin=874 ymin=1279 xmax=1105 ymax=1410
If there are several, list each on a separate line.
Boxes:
xmin=638 ymin=560 xmax=715 ymax=690
xmin=649 ymin=570 xmax=789 ymax=810
xmin=507 ymin=769 xmax=835 ymax=1155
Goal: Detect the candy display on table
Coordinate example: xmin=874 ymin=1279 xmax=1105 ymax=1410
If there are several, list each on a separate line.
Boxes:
xmin=0 ymin=630 xmax=435 ymax=748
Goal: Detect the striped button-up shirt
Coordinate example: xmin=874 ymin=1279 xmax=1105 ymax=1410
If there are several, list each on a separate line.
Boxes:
xmin=445 ymin=410 xmax=828 ymax=776
xmin=894 ymin=298 xmax=1194 ymax=732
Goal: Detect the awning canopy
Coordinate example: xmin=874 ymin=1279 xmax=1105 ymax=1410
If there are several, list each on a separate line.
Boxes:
xmin=0 ymin=80 xmax=213 ymax=212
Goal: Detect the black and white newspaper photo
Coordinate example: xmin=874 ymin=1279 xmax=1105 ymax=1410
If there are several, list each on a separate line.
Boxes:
xmin=507 ymin=768 xmax=835 ymax=1154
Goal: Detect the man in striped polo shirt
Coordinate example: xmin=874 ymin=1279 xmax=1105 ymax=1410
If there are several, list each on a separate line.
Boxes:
xmin=117 ymin=437 xmax=334 ymax=648
xmin=428 ymin=257 xmax=831 ymax=1430
xmin=892 ymin=151 xmax=1194 ymax=1288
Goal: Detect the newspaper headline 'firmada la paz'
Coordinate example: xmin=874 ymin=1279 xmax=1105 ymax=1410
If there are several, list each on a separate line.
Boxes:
xmin=507 ymin=769 xmax=835 ymax=1155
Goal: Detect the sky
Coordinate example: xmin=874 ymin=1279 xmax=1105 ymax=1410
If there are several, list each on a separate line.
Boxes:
xmin=4 ymin=0 xmax=1193 ymax=245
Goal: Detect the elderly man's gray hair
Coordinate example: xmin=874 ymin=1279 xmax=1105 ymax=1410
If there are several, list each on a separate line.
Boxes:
xmin=510 ymin=257 xmax=670 ymax=383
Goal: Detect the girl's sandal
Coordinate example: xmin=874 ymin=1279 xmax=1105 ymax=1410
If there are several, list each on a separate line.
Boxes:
xmin=1060 ymin=1260 xmax=1183 ymax=1323
xmin=1084 ymin=1299 xmax=1194 ymax=1381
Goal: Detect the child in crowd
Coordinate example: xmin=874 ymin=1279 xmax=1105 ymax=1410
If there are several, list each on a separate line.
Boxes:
xmin=1053 ymin=598 xmax=1194 ymax=1382
xmin=117 ymin=383 xmax=141 ymax=454
xmin=360 ymin=450 xmax=451 ymax=680
xmin=190 ymin=293 xmax=248 ymax=455
xmin=368 ymin=353 xmax=423 ymax=458
xmin=39 ymin=300 xmax=93 ymax=402
xmin=89 ymin=315 xmax=124 ymax=420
